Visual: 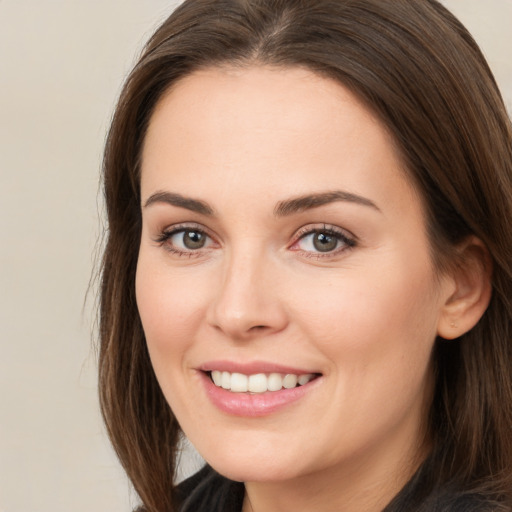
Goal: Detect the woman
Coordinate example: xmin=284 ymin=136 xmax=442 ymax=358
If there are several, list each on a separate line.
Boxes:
xmin=98 ymin=0 xmax=512 ymax=511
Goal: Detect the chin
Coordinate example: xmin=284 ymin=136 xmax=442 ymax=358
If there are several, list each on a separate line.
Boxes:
xmin=210 ymin=460 xmax=298 ymax=483
xmin=200 ymin=443 xmax=311 ymax=483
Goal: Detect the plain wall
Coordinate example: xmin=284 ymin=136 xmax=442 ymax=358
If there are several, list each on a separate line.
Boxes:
xmin=0 ymin=1 xmax=510 ymax=511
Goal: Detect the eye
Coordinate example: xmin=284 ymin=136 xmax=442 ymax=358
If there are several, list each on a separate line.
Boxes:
xmin=156 ymin=225 xmax=215 ymax=255
xmin=172 ymin=229 xmax=209 ymax=250
xmin=302 ymin=232 xmax=339 ymax=252
xmin=291 ymin=225 xmax=355 ymax=256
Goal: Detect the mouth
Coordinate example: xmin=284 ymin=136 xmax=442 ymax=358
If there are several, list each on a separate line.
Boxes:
xmin=207 ymin=370 xmax=321 ymax=394
xmin=200 ymin=366 xmax=323 ymax=416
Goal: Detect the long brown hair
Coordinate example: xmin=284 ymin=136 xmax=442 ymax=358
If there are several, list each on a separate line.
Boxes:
xmin=99 ymin=1 xmax=512 ymax=510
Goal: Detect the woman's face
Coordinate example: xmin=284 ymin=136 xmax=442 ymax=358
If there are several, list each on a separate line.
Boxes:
xmin=136 ymin=67 xmax=453 ymax=485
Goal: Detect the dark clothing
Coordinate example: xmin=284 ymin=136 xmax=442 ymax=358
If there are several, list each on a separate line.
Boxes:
xmin=177 ymin=465 xmax=244 ymax=512
xmin=177 ymin=464 xmax=501 ymax=512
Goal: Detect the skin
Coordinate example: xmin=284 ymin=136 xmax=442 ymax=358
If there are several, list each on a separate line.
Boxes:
xmin=136 ymin=66 xmax=460 ymax=512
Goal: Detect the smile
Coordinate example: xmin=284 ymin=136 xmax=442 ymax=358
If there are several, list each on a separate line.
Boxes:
xmin=201 ymin=369 xmax=323 ymax=417
xmin=209 ymin=371 xmax=318 ymax=393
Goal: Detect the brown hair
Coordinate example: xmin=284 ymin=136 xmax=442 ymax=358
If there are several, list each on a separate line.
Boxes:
xmin=99 ymin=1 xmax=512 ymax=511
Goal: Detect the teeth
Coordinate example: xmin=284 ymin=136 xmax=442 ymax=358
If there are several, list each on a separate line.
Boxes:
xmin=267 ymin=373 xmax=282 ymax=392
xmin=210 ymin=370 xmax=316 ymax=393
xmin=282 ymin=374 xmax=298 ymax=389
xmin=248 ymin=373 xmax=267 ymax=393
xmin=211 ymin=371 xmax=222 ymax=387
xmin=230 ymin=373 xmax=248 ymax=392
xmin=298 ymin=374 xmax=312 ymax=386
xmin=221 ymin=371 xmax=231 ymax=390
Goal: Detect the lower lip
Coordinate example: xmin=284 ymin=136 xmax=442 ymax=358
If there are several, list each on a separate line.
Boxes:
xmin=200 ymin=372 xmax=321 ymax=417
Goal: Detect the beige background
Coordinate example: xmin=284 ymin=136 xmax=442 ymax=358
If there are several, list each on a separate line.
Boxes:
xmin=0 ymin=1 xmax=510 ymax=511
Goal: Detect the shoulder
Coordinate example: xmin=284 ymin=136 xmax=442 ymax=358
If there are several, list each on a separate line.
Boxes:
xmin=176 ymin=465 xmax=244 ymax=512
xmin=419 ymin=490 xmax=510 ymax=512
xmin=385 ymin=470 xmax=510 ymax=512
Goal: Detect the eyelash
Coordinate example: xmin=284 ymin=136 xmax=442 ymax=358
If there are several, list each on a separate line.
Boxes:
xmin=154 ymin=223 xmax=356 ymax=259
xmin=154 ymin=223 xmax=214 ymax=258
xmin=290 ymin=224 xmax=356 ymax=259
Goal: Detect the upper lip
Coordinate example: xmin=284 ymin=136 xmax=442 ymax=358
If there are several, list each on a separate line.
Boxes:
xmin=198 ymin=360 xmax=320 ymax=375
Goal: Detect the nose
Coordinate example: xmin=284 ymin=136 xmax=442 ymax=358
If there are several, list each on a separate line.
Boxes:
xmin=206 ymin=248 xmax=288 ymax=341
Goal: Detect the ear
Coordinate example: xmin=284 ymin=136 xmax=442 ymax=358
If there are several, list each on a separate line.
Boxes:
xmin=437 ymin=236 xmax=493 ymax=340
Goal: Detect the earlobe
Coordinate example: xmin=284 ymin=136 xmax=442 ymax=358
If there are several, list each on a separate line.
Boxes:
xmin=437 ymin=237 xmax=493 ymax=340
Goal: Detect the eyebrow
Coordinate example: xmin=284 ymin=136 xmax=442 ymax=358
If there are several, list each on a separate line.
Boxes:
xmin=143 ymin=191 xmax=214 ymax=215
xmin=143 ymin=189 xmax=380 ymax=217
xmin=274 ymin=191 xmax=380 ymax=216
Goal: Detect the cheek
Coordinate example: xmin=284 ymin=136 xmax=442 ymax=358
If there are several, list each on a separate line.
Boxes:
xmin=290 ymin=262 xmax=440 ymax=374
xmin=135 ymin=255 xmax=211 ymax=362
xmin=289 ymin=269 xmax=439 ymax=453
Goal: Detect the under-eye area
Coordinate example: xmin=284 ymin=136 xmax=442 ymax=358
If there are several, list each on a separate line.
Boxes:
xmin=207 ymin=371 xmax=322 ymax=394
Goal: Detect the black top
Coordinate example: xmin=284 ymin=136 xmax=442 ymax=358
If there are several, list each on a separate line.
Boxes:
xmin=177 ymin=464 xmax=501 ymax=512
xmin=177 ymin=465 xmax=244 ymax=512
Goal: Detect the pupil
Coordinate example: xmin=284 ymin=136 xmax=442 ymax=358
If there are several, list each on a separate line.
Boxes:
xmin=184 ymin=231 xmax=205 ymax=249
xmin=313 ymin=232 xmax=337 ymax=252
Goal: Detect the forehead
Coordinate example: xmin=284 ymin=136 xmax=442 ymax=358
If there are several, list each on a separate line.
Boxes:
xmin=140 ymin=65 xmax=420 ymax=218
xmin=143 ymin=66 xmax=384 ymax=162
